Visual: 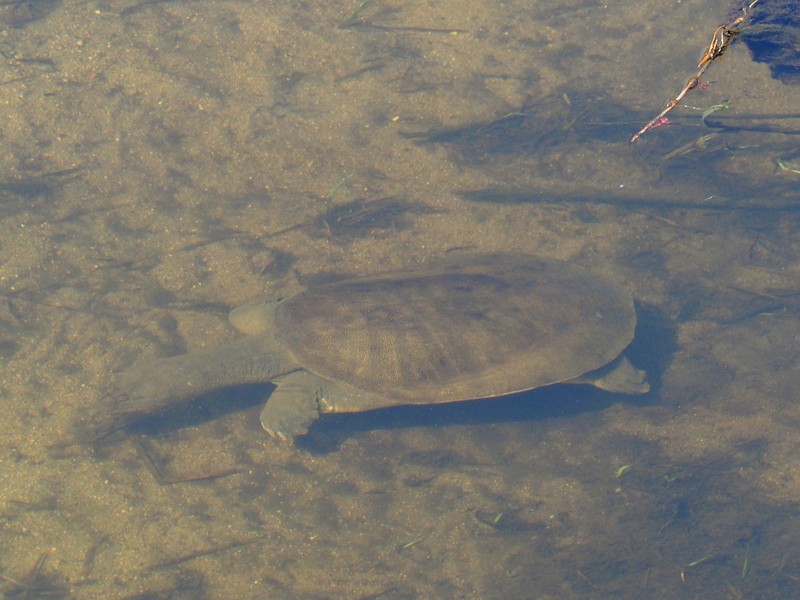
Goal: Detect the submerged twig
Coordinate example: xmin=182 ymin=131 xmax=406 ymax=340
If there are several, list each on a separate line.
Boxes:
xmin=148 ymin=536 xmax=263 ymax=571
xmin=132 ymin=438 xmax=241 ymax=484
xmin=81 ymin=534 xmax=110 ymax=577
xmin=0 ymin=553 xmax=71 ymax=598
xmin=631 ymin=0 xmax=760 ymax=142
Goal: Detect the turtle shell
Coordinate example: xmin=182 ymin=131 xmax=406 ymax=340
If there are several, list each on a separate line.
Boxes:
xmin=273 ymin=253 xmax=637 ymax=405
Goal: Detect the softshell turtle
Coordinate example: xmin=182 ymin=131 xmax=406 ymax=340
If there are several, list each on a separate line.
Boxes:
xmin=84 ymin=253 xmax=648 ymax=440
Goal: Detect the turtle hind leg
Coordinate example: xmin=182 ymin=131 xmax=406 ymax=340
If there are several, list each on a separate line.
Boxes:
xmin=573 ymin=356 xmax=650 ymax=395
xmin=260 ymin=371 xmax=324 ymax=440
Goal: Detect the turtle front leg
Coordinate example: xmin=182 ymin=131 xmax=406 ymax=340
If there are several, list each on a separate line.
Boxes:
xmin=261 ymin=371 xmax=391 ymax=440
xmin=260 ymin=371 xmax=327 ymax=440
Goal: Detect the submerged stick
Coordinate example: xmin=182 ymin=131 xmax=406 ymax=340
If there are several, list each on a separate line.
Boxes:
xmin=631 ymin=0 xmax=760 ymax=142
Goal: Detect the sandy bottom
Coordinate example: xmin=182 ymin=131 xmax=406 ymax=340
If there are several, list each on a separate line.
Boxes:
xmin=1 ymin=0 xmax=799 ymax=597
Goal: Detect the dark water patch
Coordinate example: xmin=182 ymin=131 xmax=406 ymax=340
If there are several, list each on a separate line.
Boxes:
xmin=409 ymin=87 xmax=799 ymax=201
xmin=740 ymin=0 xmax=800 ymax=84
xmin=418 ymin=433 xmax=800 ymax=599
xmin=0 ymin=337 xmax=19 ymax=359
xmin=474 ymin=507 xmax=548 ymax=533
xmin=116 ymin=569 xmax=209 ymax=599
xmin=267 ymin=197 xmax=442 ymax=243
xmin=256 ymin=248 xmax=296 ymax=280
xmin=0 ymin=0 xmax=60 ymax=27
xmin=0 ymin=166 xmax=83 ymax=218
xmin=625 ymin=303 xmax=677 ymax=395
xmin=314 ymin=198 xmax=440 ymax=240
xmin=702 ymin=111 xmax=800 ymax=136
xmin=557 ymin=438 xmax=798 ymax=598
xmin=458 ymin=186 xmax=800 ymax=213
xmin=405 ymin=92 xmax=636 ymax=165
xmin=76 ymin=383 xmax=271 ymax=452
xmin=0 ymin=552 xmax=72 ymax=598
xmin=398 ymin=448 xmax=477 ymax=469
xmin=671 ymin=279 xmax=800 ymax=324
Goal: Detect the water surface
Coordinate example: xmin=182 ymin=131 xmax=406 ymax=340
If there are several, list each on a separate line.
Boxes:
xmin=1 ymin=0 xmax=799 ymax=597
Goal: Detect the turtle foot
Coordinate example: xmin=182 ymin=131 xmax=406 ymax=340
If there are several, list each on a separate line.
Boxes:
xmin=260 ymin=371 xmax=323 ymax=441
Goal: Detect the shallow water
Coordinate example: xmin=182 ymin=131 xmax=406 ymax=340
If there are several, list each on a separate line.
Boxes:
xmin=1 ymin=0 xmax=799 ymax=597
